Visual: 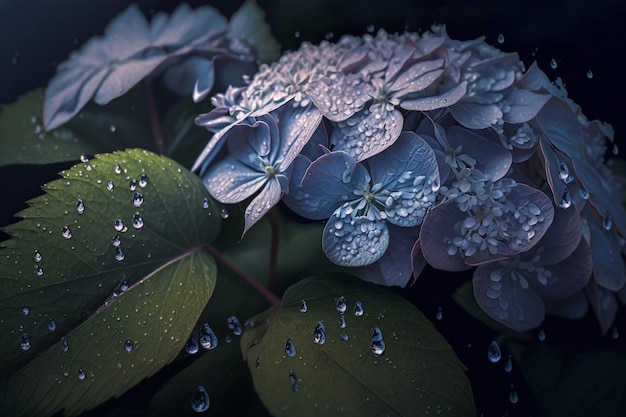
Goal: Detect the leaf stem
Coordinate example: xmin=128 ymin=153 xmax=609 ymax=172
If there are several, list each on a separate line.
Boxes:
xmin=206 ymin=244 xmax=282 ymax=307
xmin=143 ymin=79 xmax=164 ymax=154
xmin=267 ymin=207 xmax=279 ymax=291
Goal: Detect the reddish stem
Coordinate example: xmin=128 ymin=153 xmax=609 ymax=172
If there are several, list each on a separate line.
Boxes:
xmin=267 ymin=207 xmax=279 ymax=290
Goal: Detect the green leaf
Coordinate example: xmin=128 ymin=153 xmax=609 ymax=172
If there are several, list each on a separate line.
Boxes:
xmin=0 ymin=149 xmax=221 ymax=416
xmin=241 ymin=274 xmax=476 ymax=417
xmin=0 ymin=89 xmax=150 ymax=166
xmin=227 ymin=0 xmax=281 ymax=63
xmin=518 ymin=343 xmax=626 ymax=417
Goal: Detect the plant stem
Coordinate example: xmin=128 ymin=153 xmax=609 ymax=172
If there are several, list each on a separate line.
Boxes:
xmin=143 ymin=79 xmax=164 ymax=154
xmin=206 ymin=245 xmax=282 ymax=307
xmin=267 ymin=207 xmax=279 ymax=291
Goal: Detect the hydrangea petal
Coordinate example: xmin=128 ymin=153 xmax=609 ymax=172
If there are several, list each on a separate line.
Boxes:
xmin=502 ymin=89 xmax=550 ymax=124
xmin=330 ymin=105 xmax=403 ymax=161
xmin=400 ymin=81 xmax=467 ymax=111
xmin=243 ymin=176 xmax=284 ymax=234
xmin=162 ymin=57 xmax=215 ymax=101
xmin=586 ymin=283 xmax=620 ymax=334
xmin=322 ymin=213 xmax=389 ymax=267
xmin=532 ymin=203 xmax=582 ymax=266
xmin=473 ymin=263 xmax=546 ymax=332
xmin=305 ymin=72 xmax=372 ymax=122
xmin=274 ymin=104 xmax=323 ymax=171
xmin=449 ymin=101 xmax=503 ymax=130
xmin=205 ymin=165 xmax=266 ymax=204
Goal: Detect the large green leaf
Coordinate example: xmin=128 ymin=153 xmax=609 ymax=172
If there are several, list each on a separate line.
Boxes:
xmin=0 ymin=149 xmax=221 ymax=416
xmin=0 ymin=89 xmax=150 ymax=166
xmin=241 ymin=274 xmax=476 ymax=417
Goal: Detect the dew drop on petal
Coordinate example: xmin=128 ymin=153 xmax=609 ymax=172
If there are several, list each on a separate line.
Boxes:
xmin=48 ymin=319 xmax=57 ymax=331
xmin=227 ymin=315 xmax=242 ymax=336
xmin=299 ymin=300 xmax=308 ymax=313
xmin=76 ymin=199 xmax=85 ymax=214
xmin=114 ymin=246 xmax=125 ymax=262
xmin=185 ymin=335 xmax=200 ymax=354
xmin=336 ymin=296 xmax=347 ymax=313
xmin=487 ymin=340 xmax=501 ymax=362
xmin=285 ymin=338 xmax=297 ymax=357
xmin=353 ymin=301 xmax=364 ymax=317
xmin=199 ymin=323 xmax=218 ymax=350
xmin=132 ymin=213 xmax=144 ymax=229
xmin=61 ymin=226 xmax=72 ymax=239
xmin=124 ymin=339 xmax=133 ymax=353
xmin=139 ymin=173 xmax=149 ymax=188
xmin=191 ymin=386 xmax=210 ymax=412
xmin=603 ymin=214 xmax=613 ymax=231
xmin=33 ymin=250 xmax=42 ymax=263
xmin=77 ymin=368 xmax=86 ymax=380
xmin=313 ymin=322 xmax=326 ymax=345
xmin=579 ymin=188 xmax=590 ymax=200
xmin=558 ymin=187 xmax=571 ymax=209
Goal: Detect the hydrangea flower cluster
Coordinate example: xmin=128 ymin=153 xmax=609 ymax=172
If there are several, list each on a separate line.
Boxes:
xmin=193 ymin=26 xmax=625 ymax=332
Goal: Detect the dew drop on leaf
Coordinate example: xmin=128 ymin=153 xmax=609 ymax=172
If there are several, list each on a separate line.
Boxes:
xmin=370 ymin=327 xmax=386 ymax=355
xmin=336 ymin=295 xmax=347 ymax=313
xmin=139 ymin=173 xmax=149 ymax=188
xmin=292 ymin=383 xmax=300 ymax=393
xmin=339 ymin=314 xmax=347 ymax=329
xmin=220 ymin=208 xmax=229 ymax=219
xmin=129 ymin=178 xmax=137 ymax=191
xmin=133 ymin=192 xmax=144 ymax=207
xmin=109 ymin=125 xmax=117 ymax=133
xmin=76 ymin=199 xmax=85 ymax=214
xmin=313 ymin=321 xmax=326 ymax=345
xmin=199 ymin=323 xmax=218 ymax=350
xmin=35 ymin=265 xmax=44 ymax=276
xmin=299 ymin=299 xmax=308 ymax=313
xmin=354 ymin=301 xmax=364 ymax=316
xmin=185 ymin=335 xmax=200 ymax=355
xmin=114 ymin=163 xmax=122 ymax=174
xmin=341 ymin=333 xmax=349 ymax=341
xmin=33 ymin=250 xmax=42 ymax=263
xmin=114 ymin=246 xmax=125 ymax=262
xmin=61 ymin=226 xmax=73 ymax=239
xmin=106 ymin=180 xmax=114 ymax=191
xmin=284 ymin=338 xmax=297 ymax=357
xmin=80 ymin=153 xmax=89 ymax=163
xmin=21 ymin=306 xmax=30 ymax=315
xmin=487 ymin=340 xmax=501 ymax=362
xmin=124 ymin=339 xmax=134 ymax=353
xmin=190 ymin=385 xmax=210 ymax=412
xmin=202 ymin=197 xmax=210 ymax=209
xmin=111 ymin=233 xmax=122 ymax=247
xmin=132 ymin=213 xmax=144 ymax=229
xmin=61 ymin=339 xmax=69 ymax=352
xmin=48 ymin=319 xmax=57 ymax=331
xmin=114 ymin=219 xmax=126 ymax=232
xmin=77 ymin=368 xmax=86 ymax=380
xmin=19 ymin=333 xmax=31 ymax=351
xmin=227 ymin=315 xmax=242 ymax=336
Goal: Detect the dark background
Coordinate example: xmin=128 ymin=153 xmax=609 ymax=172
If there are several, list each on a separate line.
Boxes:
xmin=1 ymin=1 xmax=624 ymax=416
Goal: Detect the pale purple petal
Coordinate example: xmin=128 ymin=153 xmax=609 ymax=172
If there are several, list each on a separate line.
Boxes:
xmin=205 ymin=165 xmax=266 ymax=204
xmin=243 ymin=177 xmax=284 ymax=234
xmin=323 ymin=213 xmax=389 ymax=267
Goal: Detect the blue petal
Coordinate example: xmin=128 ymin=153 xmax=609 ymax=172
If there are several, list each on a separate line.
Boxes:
xmin=160 ymin=56 xmax=214 ymax=100
xmin=204 ymin=159 xmax=266 ymax=204
xmin=273 ymin=104 xmax=323 ymax=171
xmin=323 ymin=213 xmax=389 ymax=267
xmin=243 ymin=176 xmax=284 ymax=235
xmin=283 ymin=152 xmax=369 ymax=220
xmin=330 ymin=105 xmax=403 ymax=161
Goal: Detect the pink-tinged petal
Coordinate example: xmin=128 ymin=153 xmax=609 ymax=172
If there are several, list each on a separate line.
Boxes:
xmin=446 ymin=126 xmax=512 ymax=181
xmin=473 ymin=263 xmax=546 ymax=332
xmin=390 ymin=59 xmax=445 ymax=97
xmin=330 ymin=105 xmax=403 ymax=162
xmin=531 ymin=239 xmax=592 ymax=302
xmin=305 ymin=72 xmax=372 ymax=122
xmin=586 ymin=282 xmax=620 ymax=334
xmin=502 ymin=89 xmax=550 ymax=124
xmin=419 ymin=201 xmax=472 ymax=272
xmin=322 ymin=213 xmax=389 ymax=267
xmin=243 ymin=177 xmax=283 ymax=235
xmin=449 ymin=101 xmax=503 ymax=130
xmin=275 ymin=104 xmax=323 ymax=171
xmin=544 ymin=291 xmax=589 ymax=320
xmin=400 ymin=81 xmax=467 ymax=111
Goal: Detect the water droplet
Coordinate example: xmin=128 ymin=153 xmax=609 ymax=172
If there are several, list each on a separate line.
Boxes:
xmin=199 ymin=323 xmax=218 ymax=350
xmin=487 ymin=340 xmax=501 ymax=362
xmin=124 ymin=339 xmax=133 ymax=352
xmin=341 ymin=333 xmax=349 ymax=341
xmin=612 ymin=326 xmax=620 ymax=340
xmin=185 ymin=335 xmax=200 ymax=354
xmin=294 ymin=31 xmax=300 ymax=38
xmin=292 ymin=382 xmax=300 ymax=393
xmin=220 ymin=208 xmax=229 ymax=219
xmin=613 ymin=144 xmax=619 ymax=155
xmin=129 ymin=179 xmax=137 ymax=191
xmin=227 ymin=315 xmax=242 ymax=336
xmin=353 ymin=301 xmax=364 ymax=317
xmin=284 ymin=338 xmax=297 ymax=357
xmin=550 ymin=58 xmax=558 ymax=69
xmin=299 ymin=300 xmax=308 ymax=313
xmin=336 ymin=296 xmax=347 ymax=313
xmin=558 ymin=162 xmax=571 ymax=182
xmin=133 ymin=192 xmax=144 ymax=207
xmin=114 ymin=163 xmax=122 ymax=174
xmin=19 ymin=333 xmax=31 ymax=351
xmin=538 ymin=329 xmax=546 ymax=341
xmin=77 ymin=368 xmax=86 ymax=380
xmin=33 ymin=250 xmax=42 ymax=263
xmin=61 ymin=226 xmax=72 ymax=239
xmin=109 ymin=125 xmax=117 ymax=133
xmin=202 ymin=197 xmax=210 ymax=209
xmin=111 ymin=233 xmax=122 ymax=247
xmin=76 ymin=199 xmax=85 ymax=214
xmin=436 ymin=306 xmax=443 ymax=321
xmin=21 ymin=306 xmax=30 ymax=315
xmin=85 ymin=163 xmax=92 ymax=171
xmin=509 ymin=385 xmax=518 ymax=404
xmin=558 ymin=187 xmax=572 ymax=209
xmin=504 ymin=354 xmax=512 ymax=372
xmin=289 ymin=370 xmax=297 ymax=383
xmin=370 ymin=327 xmax=385 ymax=355
xmin=35 ymin=265 xmax=44 ymax=276
xmin=48 ymin=319 xmax=57 ymax=331
xmin=586 ymin=69 xmax=593 ymax=79
xmin=191 ymin=386 xmax=210 ymax=412
xmin=366 ymin=24 xmax=375 ymax=32
xmin=80 ymin=153 xmax=89 ymax=163
xmin=139 ymin=173 xmax=148 ymax=188
xmin=313 ymin=322 xmax=326 ymax=345
xmin=113 ymin=279 xmax=129 ymax=297
xmin=132 ymin=213 xmax=144 ymax=229
xmin=603 ymin=214 xmax=613 ymax=231
xmin=106 ymin=180 xmax=114 ymax=191
xmin=497 ymin=33 xmax=505 ymax=44
xmin=579 ymin=188 xmax=590 ymax=200
xmin=62 ymin=339 xmax=69 ymax=352
xmin=339 ymin=314 xmax=347 ymax=329
xmin=255 ymin=356 xmax=261 ymax=369
xmin=114 ymin=219 xmax=126 ymax=232
xmin=114 ymin=246 xmax=125 ymax=262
